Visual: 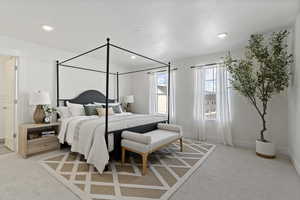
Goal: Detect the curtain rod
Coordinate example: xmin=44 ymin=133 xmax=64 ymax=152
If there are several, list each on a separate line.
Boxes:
xmin=190 ymin=59 xmax=237 ymax=69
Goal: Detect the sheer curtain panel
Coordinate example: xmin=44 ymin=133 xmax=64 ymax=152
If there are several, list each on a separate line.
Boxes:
xmin=193 ymin=68 xmax=206 ymax=141
xmin=149 ymin=73 xmax=157 ymax=114
xmin=216 ymin=65 xmax=233 ymax=146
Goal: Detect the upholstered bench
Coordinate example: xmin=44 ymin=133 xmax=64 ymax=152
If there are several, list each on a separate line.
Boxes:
xmin=121 ymin=123 xmax=183 ymax=175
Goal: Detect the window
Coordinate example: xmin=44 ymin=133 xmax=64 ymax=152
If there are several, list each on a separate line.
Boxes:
xmin=156 ymin=72 xmax=168 ymax=114
xmin=204 ymin=67 xmax=216 ymax=120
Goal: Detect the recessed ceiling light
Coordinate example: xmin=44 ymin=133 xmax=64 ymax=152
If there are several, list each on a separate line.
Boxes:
xmin=217 ymin=32 xmax=228 ymax=39
xmin=131 ymin=55 xmax=136 ymax=59
xmin=42 ymin=25 xmax=54 ymax=32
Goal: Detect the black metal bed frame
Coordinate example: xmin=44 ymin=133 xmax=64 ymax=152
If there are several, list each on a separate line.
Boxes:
xmin=56 ymin=38 xmax=172 ymax=137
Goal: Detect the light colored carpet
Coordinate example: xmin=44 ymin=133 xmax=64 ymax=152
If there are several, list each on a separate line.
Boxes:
xmin=0 ymin=143 xmax=299 ymax=200
xmin=40 ymin=140 xmax=215 ymax=200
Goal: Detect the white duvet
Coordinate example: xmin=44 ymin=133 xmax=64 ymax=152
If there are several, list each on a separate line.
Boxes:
xmin=58 ymin=113 xmax=167 ymax=173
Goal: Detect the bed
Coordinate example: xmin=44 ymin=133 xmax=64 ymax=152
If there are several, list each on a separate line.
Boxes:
xmin=57 ymin=90 xmax=167 ymax=173
xmin=56 ymin=38 xmax=173 ymax=174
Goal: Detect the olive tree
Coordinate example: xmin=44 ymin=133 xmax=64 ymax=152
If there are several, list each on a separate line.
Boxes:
xmin=224 ymin=30 xmax=293 ymax=142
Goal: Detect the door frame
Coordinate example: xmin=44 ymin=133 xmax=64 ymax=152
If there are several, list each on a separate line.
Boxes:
xmin=0 ymin=49 xmax=20 ymax=152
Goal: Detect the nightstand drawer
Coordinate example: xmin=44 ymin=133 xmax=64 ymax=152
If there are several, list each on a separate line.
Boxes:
xmin=28 ymin=140 xmax=59 ymax=155
xmin=28 ymin=135 xmax=58 ymax=145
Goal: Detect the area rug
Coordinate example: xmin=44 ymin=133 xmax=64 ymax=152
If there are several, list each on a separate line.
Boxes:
xmin=40 ymin=140 xmax=215 ymax=200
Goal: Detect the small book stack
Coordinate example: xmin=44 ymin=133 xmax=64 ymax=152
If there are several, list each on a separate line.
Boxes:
xmin=41 ymin=130 xmax=56 ymax=137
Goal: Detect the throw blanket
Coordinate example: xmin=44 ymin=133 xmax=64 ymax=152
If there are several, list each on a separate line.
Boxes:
xmin=58 ymin=113 xmax=167 ymax=173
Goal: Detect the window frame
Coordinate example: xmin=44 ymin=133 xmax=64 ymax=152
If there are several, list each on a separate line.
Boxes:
xmin=203 ymin=66 xmax=217 ymax=121
xmin=155 ymin=71 xmax=168 ymax=115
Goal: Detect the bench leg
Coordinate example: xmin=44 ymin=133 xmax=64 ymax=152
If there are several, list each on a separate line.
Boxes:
xmin=142 ymin=152 xmax=149 ymax=175
xmin=121 ymin=147 xmax=126 ymax=165
xmin=179 ymin=138 xmax=183 ymax=152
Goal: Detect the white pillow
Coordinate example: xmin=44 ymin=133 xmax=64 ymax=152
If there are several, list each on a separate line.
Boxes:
xmin=109 ymin=102 xmax=121 ymax=106
xmin=94 ymin=102 xmax=105 ymax=106
xmin=57 ymin=106 xmax=71 ymax=119
xmin=67 ymin=102 xmax=86 ymax=116
xmin=94 ymin=102 xmax=119 ymax=106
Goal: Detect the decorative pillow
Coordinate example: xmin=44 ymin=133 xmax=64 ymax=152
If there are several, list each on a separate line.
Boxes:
xmin=107 ymin=107 xmax=114 ymax=115
xmin=96 ymin=107 xmax=104 ymax=116
xmin=84 ymin=105 xmax=102 ymax=116
xmin=57 ymin=106 xmax=71 ymax=119
xmin=95 ymin=102 xmax=123 ymax=114
xmin=111 ymin=104 xmax=123 ymax=113
xmin=66 ymin=102 xmax=85 ymax=116
xmin=96 ymin=107 xmax=114 ymax=116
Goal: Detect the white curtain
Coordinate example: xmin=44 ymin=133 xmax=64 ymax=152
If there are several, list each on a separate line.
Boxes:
xmin=216 ymin=65 xmax=233 ymax=146
xmin=193 ymin=68 xmax=206 ymax=141
xmin=149 ymin=73 xmax=157 ymax=114
xmin=169 ymin=70 xmax=176 ymax=123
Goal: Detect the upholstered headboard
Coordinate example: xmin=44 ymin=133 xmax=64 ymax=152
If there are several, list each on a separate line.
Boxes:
xmin=61 ymin=90 xmax=115 ymax=105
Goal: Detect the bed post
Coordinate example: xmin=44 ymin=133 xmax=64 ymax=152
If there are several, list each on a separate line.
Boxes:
xmin=168 ymin=62 xmax=171 ymax=123
xmin=56 ymin=60 xmax=60 ymax=107
xmin=105 ymin=38 xmax=110 ymax=135
xmin=117 ymin=72 xmax=119 ymax=102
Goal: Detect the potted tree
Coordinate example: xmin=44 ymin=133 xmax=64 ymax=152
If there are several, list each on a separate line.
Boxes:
xmin=224 ymin=30 xmax=293 ymax=158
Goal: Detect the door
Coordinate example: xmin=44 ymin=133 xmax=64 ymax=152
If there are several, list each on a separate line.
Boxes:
xmin=3 ymin=57 xmax=16 ymax=151
xmin=0 ymin=95 xmax=5 ymax=143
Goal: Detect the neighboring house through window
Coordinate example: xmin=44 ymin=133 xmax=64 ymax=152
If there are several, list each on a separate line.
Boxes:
xmin=204 ymin=67 xmax=216 ymax=120
xmin=156 ymin=72 xmax=168 ymax=114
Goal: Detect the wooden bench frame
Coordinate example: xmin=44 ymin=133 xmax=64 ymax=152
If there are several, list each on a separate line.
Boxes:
xmin=121 ymin=137 xmax=183 ymax=175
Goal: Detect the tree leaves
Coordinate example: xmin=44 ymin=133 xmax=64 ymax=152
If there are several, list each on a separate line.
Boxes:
xmin=224 ymin=30 xmax=293 ymax=141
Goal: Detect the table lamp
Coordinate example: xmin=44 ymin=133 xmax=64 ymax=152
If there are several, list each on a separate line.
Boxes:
xmin=29 ymin=91 xmax=51 ymax=123
xmin=124 ymin=95 xmax=134 ymax=112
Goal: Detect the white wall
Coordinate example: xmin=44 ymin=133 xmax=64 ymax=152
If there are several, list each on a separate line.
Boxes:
xmin=288 ymin=13 xmax=300 ymax=175
xmin=130 ymin=48 xmax=289 ymax=155
xmin=0 ymin=61 xmax=5 ymax=139
xmin=0 ymin=62 xmax=4 ymax=95
xmin=58 ymin=67 xmax=116 ymax=100
xmin=0 ymin=35 xmax=131 ymax=125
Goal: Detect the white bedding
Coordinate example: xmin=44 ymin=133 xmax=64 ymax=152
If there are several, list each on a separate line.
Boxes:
xmin=58 ymin=113 xmax=167 ymax=173
xmin=58 ymin=115 xmax=98 ymax=144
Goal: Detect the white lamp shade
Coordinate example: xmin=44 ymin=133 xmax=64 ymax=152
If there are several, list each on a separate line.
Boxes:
xmin=29 ymin=91 xmax=51 ymax=105
xmin=124 ymin=95 xmax=134 ymax=103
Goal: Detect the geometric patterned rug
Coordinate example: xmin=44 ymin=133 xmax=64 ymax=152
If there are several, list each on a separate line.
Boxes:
xmin=40 ymin=140 xmax=215 ymax=200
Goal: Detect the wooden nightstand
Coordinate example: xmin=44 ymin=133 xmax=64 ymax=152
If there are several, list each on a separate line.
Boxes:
xmin=18 ymin=123 xmax=60 ymax=158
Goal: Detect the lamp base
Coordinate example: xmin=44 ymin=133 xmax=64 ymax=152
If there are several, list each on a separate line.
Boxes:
xmin=33 ymin=105 xmax=46 ymax=124
xmin=126 ymin=103 xmax=132 ymax=112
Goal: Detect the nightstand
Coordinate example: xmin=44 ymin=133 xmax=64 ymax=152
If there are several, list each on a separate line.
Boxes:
xmin=18 ymin=122 xmax=60 ymax=158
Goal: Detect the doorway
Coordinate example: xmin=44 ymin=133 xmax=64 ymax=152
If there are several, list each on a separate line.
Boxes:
xmin=0 ymin=55 xmax=18 ymax=154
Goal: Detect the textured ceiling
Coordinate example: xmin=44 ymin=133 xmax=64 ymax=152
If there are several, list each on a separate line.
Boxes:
xmin=0 ymin=0 xmax=298 ymax=67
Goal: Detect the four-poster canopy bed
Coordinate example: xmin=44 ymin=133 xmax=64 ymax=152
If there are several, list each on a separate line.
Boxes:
xmin=56 ymin=38 xmax=174 ymax=171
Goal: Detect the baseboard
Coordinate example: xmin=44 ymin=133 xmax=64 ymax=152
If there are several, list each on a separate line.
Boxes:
xmin=205 ymin=137 xmax=289 ymax=156
xmin=0 ymin=138 xmax=4 ymax=144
